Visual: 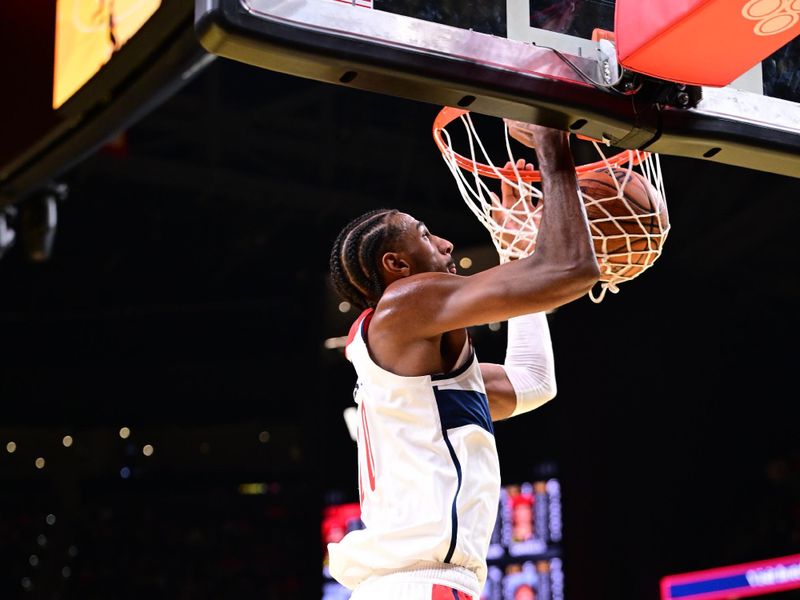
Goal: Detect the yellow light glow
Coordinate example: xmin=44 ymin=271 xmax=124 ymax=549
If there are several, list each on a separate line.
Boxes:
xmin=6 ymin=441 xmax=16 ymax=454
xmin=62 ymin=435 xmax=73 ymax=447
xmin=258 ymin=431 xmax=270 ymax=443
xmin=119 ymin=427 xmax=130 ymax=439
xmin=53 ymin=0 xmax=162 ymax=109
xmin=238 ymin=482 xmax=267 ymax=495
xmin=459 ymin=257 xmax=473 ymax=269
xmin=142 ymin=444 xmax=154 ymax=456
xmin=35 ymin=457 xmax=46 ymax=469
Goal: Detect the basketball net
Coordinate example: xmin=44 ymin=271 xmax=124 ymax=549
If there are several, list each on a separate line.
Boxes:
xmin=433 ymin=108 xmax=670 ymax=303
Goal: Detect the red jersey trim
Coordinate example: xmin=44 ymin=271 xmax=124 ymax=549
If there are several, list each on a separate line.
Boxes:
xmin=432 ymin=584 xmax=473 ymax=600
xmin=345 ymin=308 xmax=374 ymax=360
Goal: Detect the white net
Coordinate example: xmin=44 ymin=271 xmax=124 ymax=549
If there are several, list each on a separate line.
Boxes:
xmin=435 ymin=111 xmax=670 ymax=303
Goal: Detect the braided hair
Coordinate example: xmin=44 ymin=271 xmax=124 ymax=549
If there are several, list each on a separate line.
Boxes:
xmin=329 ymin=208 xmax=402 ymax=310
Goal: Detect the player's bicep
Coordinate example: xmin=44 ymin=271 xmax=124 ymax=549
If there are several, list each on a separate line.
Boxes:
xmin=480 ymin=363 xmax=517 ymax=421
xmin=386 ymin=265 xmax=559 ymax=339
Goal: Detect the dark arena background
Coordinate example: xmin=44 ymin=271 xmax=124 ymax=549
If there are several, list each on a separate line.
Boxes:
xmin=1 ymin=2 xmax=799 ymax=599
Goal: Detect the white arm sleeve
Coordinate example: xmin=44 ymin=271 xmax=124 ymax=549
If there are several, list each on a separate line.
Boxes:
xmin=503 ymin=312 xmax=557 ymax=417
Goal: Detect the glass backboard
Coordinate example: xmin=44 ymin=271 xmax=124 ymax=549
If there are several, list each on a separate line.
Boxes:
xmin=195 ymin=0 xmax=800 ymax=178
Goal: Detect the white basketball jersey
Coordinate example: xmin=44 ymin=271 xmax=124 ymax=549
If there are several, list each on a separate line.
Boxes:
xmin=327 ymin=309 xmax=502 ymax=595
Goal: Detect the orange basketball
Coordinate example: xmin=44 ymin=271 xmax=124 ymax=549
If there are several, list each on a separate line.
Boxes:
xmin=577 ymin=168 xmax=669 ymax=282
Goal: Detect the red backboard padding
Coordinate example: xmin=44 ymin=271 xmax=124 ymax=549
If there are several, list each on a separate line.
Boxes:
xmin=615 ymin=0 xmax=800 ymax=87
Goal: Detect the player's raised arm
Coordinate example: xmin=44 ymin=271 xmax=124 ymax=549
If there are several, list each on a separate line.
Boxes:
xmin=476 ymin=125 xmax=576 ymax=421
xmin=376 ymin=123 xmax=600 ymax=339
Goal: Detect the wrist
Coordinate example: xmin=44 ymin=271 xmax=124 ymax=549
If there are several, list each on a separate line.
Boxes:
xmin=533 ymin=129 xmax=569 ymax=146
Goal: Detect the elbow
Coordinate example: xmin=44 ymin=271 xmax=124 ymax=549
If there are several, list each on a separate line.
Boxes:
xmin=576 ymin=255 xmax=602 ymax=286
xmin=512 ymin=380 xmax=557 ymax=417
xmin=580 ymin=259 xmax=602 ymax=293
xmin=560 ymin=257 xmax=601 ymax=299
xmin=504 ymin=365 xmax=557 ymax=417
xmin=532 ymin=248 xmax=601 ymax=298
xmin=543 ymin=378 xmax=558 ymax=403
xmin=538 ymin=376 xmax=557 ymax=405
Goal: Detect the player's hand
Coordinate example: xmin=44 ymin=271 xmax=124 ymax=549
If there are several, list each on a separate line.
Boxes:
xmin=504 ymin=119 xmax=566 ymax=149
xmin=489 ymin=159 xmax=540 ymax=258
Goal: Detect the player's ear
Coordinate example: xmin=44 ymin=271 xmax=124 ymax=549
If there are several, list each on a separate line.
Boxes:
xmin=381 ymin=251 xmax=411 ymax=277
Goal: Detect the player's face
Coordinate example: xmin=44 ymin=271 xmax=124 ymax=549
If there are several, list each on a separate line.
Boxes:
xmin=393 ymin=213 xmax=456 ymax=275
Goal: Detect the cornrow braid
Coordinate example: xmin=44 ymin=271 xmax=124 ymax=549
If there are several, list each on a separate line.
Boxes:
xmin=329 ymin=208 xmax=401 ymax=311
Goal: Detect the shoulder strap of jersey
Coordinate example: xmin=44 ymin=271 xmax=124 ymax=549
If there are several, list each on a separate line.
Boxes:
xmin=345 ymin=308 xmax=374 ymax=361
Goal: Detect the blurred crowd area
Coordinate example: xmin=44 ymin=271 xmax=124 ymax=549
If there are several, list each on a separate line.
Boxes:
xmin=763 ymin=37 xmax=800 ymax=103
xmin=0 ymin=480 xmax=319 ymax=600
xmin=0 ymin=450 xmax=799 ymax=599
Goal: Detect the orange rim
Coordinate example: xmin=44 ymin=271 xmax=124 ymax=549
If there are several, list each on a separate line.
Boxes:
xmin=432 ymin=106 xmax=649 ymax=182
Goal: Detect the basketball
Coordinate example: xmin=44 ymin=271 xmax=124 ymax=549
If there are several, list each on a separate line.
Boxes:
xmin=578 ymin=167 xmax=669 ymax=283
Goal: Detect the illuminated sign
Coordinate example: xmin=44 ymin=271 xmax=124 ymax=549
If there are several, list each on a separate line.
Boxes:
xmin=53 ymin=0 xmax=162 ymax=109
xmin=661 ymin=554 xmax=800 ymax=600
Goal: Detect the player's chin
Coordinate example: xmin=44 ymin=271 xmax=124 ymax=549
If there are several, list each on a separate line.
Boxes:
xmin=446 ymin=263 xmax=457 ymax=274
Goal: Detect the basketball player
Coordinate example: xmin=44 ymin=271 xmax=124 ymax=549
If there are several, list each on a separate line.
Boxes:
xmin=327 ymin=121 xmax=599 ymax=600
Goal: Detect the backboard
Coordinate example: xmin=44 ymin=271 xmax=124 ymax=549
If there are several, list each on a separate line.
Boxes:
xmin=195 ymin=0 xmax=800 ymax=178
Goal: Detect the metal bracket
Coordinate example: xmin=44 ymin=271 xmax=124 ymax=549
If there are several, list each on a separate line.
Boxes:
xmin=596 ymin=39 xmax=620 ymax=86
